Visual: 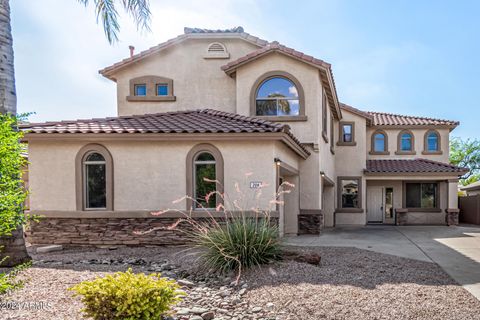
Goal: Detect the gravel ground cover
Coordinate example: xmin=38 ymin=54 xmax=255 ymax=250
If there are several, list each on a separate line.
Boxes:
xmin=1 ymin=245 xmax=479 ymax=320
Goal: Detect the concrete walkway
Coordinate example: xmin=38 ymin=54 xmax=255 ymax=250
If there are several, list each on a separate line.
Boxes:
xmin=284 ymin=225 xmax=480 ymax=300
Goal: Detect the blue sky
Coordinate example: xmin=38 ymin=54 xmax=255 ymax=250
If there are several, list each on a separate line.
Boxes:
xmin=10 ymin=0 xmax=480 ymax=139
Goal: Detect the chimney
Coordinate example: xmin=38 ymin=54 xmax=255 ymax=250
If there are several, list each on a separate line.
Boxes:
xmin=129 ymin=45 xmax=135 ymax=58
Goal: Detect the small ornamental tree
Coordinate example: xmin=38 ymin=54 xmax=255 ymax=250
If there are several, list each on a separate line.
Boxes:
xmin=0 ymin=114 xmax=27 ymax=237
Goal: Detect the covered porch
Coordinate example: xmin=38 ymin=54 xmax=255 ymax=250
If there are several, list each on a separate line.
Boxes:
xmin=364 ymin=159 xmax=467 ymax=225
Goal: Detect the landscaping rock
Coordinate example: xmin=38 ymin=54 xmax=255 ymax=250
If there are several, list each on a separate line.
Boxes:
xmin=201 ymin=311 xmax=215 ymax=320
xmin=282 ymin=250 xmax=321 ymax=265
xmin=36 ymin=245 xmax=63 ymax=254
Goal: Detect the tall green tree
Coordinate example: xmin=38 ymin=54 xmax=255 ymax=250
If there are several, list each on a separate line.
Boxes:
xmin=0 ymin=0 xmax=151 ymax=266
xmin=450 ymin=137 xmax=480 ymax=185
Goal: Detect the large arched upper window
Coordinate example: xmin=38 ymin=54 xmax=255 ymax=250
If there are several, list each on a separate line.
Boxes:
xmin=424 ymin=130 xmax=441 ymax=153
xmin=256 ymin=77 xmax=299 ymax=116
xmin=186 ymin=144 xmax=224 ymax=210
xmin=75 ymin=144 xmax=113 ymax=211
xmin=251 ymin=72 xmax=305 ymax=118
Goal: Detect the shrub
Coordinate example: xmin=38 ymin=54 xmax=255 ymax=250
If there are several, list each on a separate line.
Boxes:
xmin=69 ymin=269 xmax=184 ymax=320
xmin=197 ymin=217 xmax=281 ymax=274
xmin=148 ymin=177 xmax=293 ymax=281
xmin=0 ymin=260 xmax=31 ymax=295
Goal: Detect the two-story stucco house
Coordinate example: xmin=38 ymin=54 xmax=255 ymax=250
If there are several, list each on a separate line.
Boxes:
xmin=22 ymin=27 xmax=467 ymax=246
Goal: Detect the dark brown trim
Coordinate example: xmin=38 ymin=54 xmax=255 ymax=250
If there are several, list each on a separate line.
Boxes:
xmin=299 ymin=209 xmax=322 ymax=215
xmin=253 ymin=115 xmax=308 ymax=122
xmin=422 ymin=129 xmax=443 ymax=155
xmin=370 ymin=129 xmax=389 ymax=155
xmin=330 ymin=114 xmax=335 ymax=154
xmin=337 ymin=121 xmax=356 ymax=146
xmin=402 ymin=180 xmax=440 ymax=211
xmin=127 ymin=75 xmax=175 ymax=102
xmin=75 ymin=144 xmax=114 ymax=211
xmin=23 ymin=132 xmax=310 ymax=160
xmin=250 ymin=71 xmax=305 ymax=118
xmin=27 ymin=210 xmax=279 ymax=219
xmin=186 ymin=143 xmax=224 ymax=210
xmin=396 ymin=129 xmax=416 ymax=154
xmin=322 ymin=92 xmax=328 ymax=142
xmin=335 ymin=208 xmax=364 ymax=213
xmin=337 ymin=176 xmax=363 ymax=210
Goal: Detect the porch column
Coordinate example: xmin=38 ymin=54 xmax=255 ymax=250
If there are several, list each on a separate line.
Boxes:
xmin=446 ymin=179 xmax=460 ymax=226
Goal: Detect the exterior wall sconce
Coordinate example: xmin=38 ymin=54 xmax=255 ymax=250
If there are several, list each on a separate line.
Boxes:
xmin=274 ymin=158 xmax=282 ymax=166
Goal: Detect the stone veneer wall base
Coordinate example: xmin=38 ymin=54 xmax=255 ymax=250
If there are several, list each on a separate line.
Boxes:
xmin=27 ymin=217 xmax=279 ymax=246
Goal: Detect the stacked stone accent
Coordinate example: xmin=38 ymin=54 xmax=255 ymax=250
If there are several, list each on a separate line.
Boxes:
xmin=395 ymin=209 xmax=408 ymax=226
xmin=0 ymin=227 xmax=31 ymax=267
xmin=298 ymin=211 xmax=323 ymax=235
xmin=446 ymin=209 xmax=460 ymax=226
xmin=26 ymin=217 xmax=278 ymax=246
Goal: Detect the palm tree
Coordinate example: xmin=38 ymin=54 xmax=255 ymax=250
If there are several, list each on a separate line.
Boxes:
xmin=0 ymin=0 xmax=151 ymax=266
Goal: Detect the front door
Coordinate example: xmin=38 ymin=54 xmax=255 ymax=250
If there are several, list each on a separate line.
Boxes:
xmin=367 ymin=186 xmax=383 ymax=223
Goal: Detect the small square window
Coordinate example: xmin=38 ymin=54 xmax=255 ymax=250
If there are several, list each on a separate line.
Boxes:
xmin=157 ymin=84 xmax=168 ymax=96
xmin=134 ymin=84 xmax=146 ymax=96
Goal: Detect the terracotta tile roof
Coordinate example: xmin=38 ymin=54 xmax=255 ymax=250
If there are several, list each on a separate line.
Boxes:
xmin=340 ymin=103 xmax=373 ymax=124
xmin=367 ymin=111 xmax=459 ymax=127
xmin=221 ymin=41 xmax=331 ymax=73
xmin=99 ymin=27 xmax=268 ymax=80
xmin=20 ymin=109 xmax=309 ymax=155
xmin=221 ymin=41 xmax=341 ymax=119
xmin=365 ymin=158 xmax=468 ymax=175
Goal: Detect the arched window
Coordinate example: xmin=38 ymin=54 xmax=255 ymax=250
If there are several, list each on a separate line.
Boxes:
xmin=399 ymin=130 xmax=414 ymax=152
xmin=194 ymin=152 xmax=217 ymax=208
xmin=186 ymin=144 xmax=224 ymax=210
xmin=75 ymin=144 xmax=113 ymax=211
xmin=374 ymin=132 xmax=386 ymax=152
xmin=425 ymin=130 xmax=440 ymax=152
xmin=252 ymin=72 xmax=304 ymax=117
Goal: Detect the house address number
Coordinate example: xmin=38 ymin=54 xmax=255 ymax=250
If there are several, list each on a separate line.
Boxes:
xmin=249 ymin=181 xmax=263 ymax=189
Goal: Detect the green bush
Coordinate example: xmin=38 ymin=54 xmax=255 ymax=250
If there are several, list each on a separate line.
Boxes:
xmin=70 ymin=269 xmax=184 ymax=320
xmin=196 ymin=217 xmax=281 ymax=274
xmin=0 ymin=261 xmax=31 ymax=295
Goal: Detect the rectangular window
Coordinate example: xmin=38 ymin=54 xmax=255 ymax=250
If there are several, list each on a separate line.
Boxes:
xmin=134 ymin=84 xmax=147 ymax=96
xmin=385 ymin=187 xmax=394 ymax=219
xmin=342 ymin=124 xmax=353 ymax=142
xmin=405 ymin=183 xmax=437 ymax=209
xmin=156 ymin=84 xmax=168 ymax=96
xmin=340 ymin=178 xmax=360 ymax=208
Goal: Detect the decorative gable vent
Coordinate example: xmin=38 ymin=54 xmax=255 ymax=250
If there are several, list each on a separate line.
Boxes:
xmin=204 ymin=42 xmax=230 ymax=59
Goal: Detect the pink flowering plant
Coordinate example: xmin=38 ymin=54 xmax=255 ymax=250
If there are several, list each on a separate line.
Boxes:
xmin=144 ymin=173 xmax=294 ymax=281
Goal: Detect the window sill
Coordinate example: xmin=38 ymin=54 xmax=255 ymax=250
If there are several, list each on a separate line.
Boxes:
xmin=127 ymin=95 xmax=176 ymax=102
xmin=405 ymin=208 xmax=442 ymax=213
xmin=337 ymin=141 xmax=357 ymax=146
xmin=335 ymin=208 xmax=364 ymax=213
xmin=369 ymin=151 xmax=390 ymax=155
xmin=422 ymin=150 xmax=443 ymax=155
xmin=254 ymin=115 xmax=308 ymax=122
xmin=395 ymin=151 xmax=416 ymax=155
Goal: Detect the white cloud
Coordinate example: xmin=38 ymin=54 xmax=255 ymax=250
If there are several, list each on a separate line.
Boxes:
xmin=288 ymin=85 xmax=298 ymax=97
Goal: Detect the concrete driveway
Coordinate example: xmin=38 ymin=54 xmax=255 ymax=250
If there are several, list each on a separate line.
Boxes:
xmin=284 ymin=225 xmax=480 ymax=300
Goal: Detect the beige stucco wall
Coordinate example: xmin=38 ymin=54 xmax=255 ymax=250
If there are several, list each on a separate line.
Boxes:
xmin=334 ymin=111 xmax=368 ymax=226
xmin=234 ymin=53 xmax=322 ymax=144
xmin=28 ymin=139 xmax=299 ymax=213
xmin=366 ymin=127 xmax=450 ymax=163
xmin=113 ymin=38 xmax=260 ymax=116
